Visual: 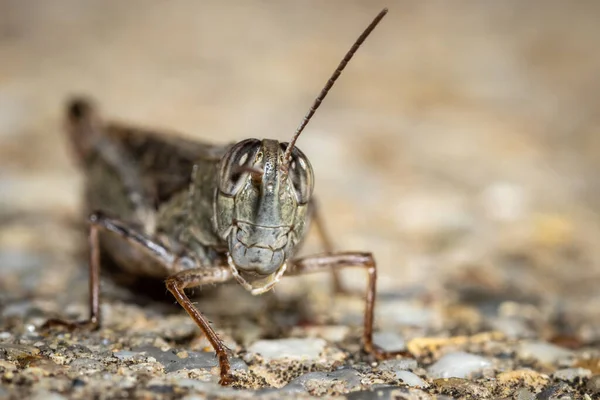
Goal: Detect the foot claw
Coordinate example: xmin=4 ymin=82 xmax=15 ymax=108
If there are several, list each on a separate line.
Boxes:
xmin=218 ymin=373 xmax=235 ymax=386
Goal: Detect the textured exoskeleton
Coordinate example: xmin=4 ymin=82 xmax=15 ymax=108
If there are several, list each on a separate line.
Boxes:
xmin=44 ymin=8 xmax=411 ymax=385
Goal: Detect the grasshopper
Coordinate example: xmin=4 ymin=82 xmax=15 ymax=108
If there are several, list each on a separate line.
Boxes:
xmin=45 ymin=8 xmax=409 ymax=385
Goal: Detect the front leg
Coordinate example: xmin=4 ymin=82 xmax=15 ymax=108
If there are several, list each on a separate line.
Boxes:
xmin=42 ymin=211 xmax=237 ymax=384
xmin=288 ymin=252 xmax=412 ymax=359
xmin=165 ymin=267 xmax=234 ymax=385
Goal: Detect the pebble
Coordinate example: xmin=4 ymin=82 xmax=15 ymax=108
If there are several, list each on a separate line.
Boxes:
xmin=345 ymin=386 xmax=413 ymax=400
xmin=69 ymin=358 xmax=104 ymax=374
xmin=283 ymin=367 xmax=362 ymax=393
xmin=535 ymin=383 xmax=568 ymax=400
xmin=515 ymin=387 xmax=535 ymax=400
xmin=586 ymin=375 xmax=600 ymax=394
xmin=552 ymin=367 xmax=591 ymax=382
xmin=176 ymin=379 xmax=249 ymax=398
xmin=114 ymin=350 xmax=141 ymax=361
xmin=433 ymin=377 xmax=491 ymax=398
xmin=135 ymin=346 xmax=247 ymax=372
xmin=427 ymin=352 xmax=492 ymax=379
xmin=373 ymin=331 xmax=406 ymax=352
xmin=518 ymin=341 xmax=573 ymax=364
xmin=377 ymin=358 xmax=418 ymax=372
xmin=395 ymin=370 xmax=428 ymax=388
xmin=0 ymin=343 xmax=40 ymax=359
xmin=496 ymin=369 xmax=550 ymax=389
xmin=247 ymin=338 xmax=326 ymax=361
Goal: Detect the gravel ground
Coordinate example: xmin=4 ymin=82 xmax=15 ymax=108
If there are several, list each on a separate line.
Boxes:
xmin=2 ymin=1 xmax=600 ymax=399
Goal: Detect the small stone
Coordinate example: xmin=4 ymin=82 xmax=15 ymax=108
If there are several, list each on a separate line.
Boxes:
xmin=518 ymin=341 xmax=573 ymax=365
xmin=433 ymin=377 xmax=491 ymax=398
xmin=283 ymin=368 xmax=362 ymax=393
xmin=552 ymin=367 xmax=592 ymax=382
xmin=535 ymin=384 xmax=568 ymax=400
xmin=176 ymin=379 xmax=241 ymax=396
xmin=406 ymin=336 xmax=470 ymax=357
xmin=176 ymin=351 xmax=189 ymax=359
xmin=427 ymin=352 xmax=492 ymax=379
xmin=373 ymin=331 xmax=406 ymax=352
xmin=135 ymin=346 xmax=247 ymax=373
xmin=496 ymin=369 xmax=550 ymax=391
xmin=345 ymin=386 xmax=412 ymax=400
xmin=395 ymin=370 xmax=428 ymax=388
xmin=586 ymin=375 xmax=600 ymax=394
xmin=0 ymin=360 xmax=17 ymax=372
xmin=514 ymin=387 xmax=535 ymax=400
xmin=113 ymin=350 xmax=140 ymax=361
xmin=377 ymin=358 xmax=418 ymax=372
xmin=0 ymin=343 xmax=40 ymax=359
xmin=69 ymin=358 xmax=104 ymax=374
xmin=247 ymin=338 xmax=326 ymax=361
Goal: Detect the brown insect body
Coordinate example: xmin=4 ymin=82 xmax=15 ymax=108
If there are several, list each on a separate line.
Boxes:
xmin=46 ymin=9 xmax=412 ymax=386
xmin=69 ymin=100 xmax=231 ymax=278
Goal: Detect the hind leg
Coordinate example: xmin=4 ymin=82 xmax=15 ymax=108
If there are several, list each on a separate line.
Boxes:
xmin=42 ymin=211 xmax=179 ymax=330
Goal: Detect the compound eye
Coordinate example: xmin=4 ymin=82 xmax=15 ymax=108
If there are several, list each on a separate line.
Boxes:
xmin=281 ymin=143 xmax=314 ymax=204
xmin=219 ymin=139 xmax=261 ymax=196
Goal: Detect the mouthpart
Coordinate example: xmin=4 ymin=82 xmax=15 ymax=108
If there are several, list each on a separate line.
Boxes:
xmin=227 ymin=253 xmax=287 ymax=295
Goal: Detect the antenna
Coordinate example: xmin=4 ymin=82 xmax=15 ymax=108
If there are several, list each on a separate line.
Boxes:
xmin=282 ymin=8 xmax=388 ymax=170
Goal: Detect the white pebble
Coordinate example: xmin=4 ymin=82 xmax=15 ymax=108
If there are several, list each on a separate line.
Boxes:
xmin=248 ymin=338 xmax=326 ymax=361
xmin=518 ymin=341 xmax=573 ymax=364
xmin=427 ymin=352 xmax=492 ymax=379
xmin=378 ymin=358 xmax=418 ymax=371
xmin=373 ymin=331 xmax=406 ymax=352
xmin=114 ymin=350 xmax=139 ymax=361
xmin=553 ymin=367 xmax=592 ymax=381
xmin=395 ymin=370 xmax=428 ymax=388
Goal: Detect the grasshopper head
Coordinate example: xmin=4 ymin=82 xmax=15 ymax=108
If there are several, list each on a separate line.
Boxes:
xmin=212 ymin=6 xmax=389 ymax=294
xmin=214 ymin=138 xmax=313 ymax=294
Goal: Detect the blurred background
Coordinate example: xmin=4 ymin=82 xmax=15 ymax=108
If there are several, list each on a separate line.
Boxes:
xmin=1 ymin=1 xmax=600 ymax=340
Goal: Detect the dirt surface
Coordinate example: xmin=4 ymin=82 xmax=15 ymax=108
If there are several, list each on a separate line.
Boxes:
xmin=1 ymin=1 xmax=600 ymax=399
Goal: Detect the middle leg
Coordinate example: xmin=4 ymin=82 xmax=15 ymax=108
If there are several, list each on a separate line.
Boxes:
xmin=287 ymin=251 xmax=412 ymax=359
